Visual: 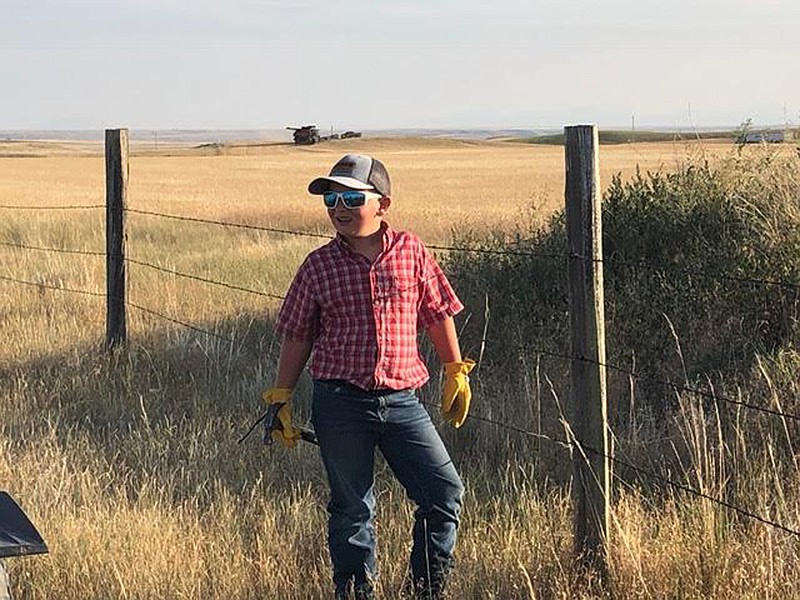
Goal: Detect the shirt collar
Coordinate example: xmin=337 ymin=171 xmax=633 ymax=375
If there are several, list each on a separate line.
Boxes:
xmin=334 ymin=221 xmax=395 ymax=255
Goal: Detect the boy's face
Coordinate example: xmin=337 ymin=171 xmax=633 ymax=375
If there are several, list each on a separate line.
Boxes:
xmin=325 ymin=182 xmax=391 ymax=239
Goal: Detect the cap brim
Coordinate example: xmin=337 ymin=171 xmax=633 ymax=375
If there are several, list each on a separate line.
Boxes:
xmin=308 ymin=176 xmax=375 ymax=195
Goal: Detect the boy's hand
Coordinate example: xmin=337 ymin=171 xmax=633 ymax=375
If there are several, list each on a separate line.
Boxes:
xmin=441 ymin=359 xmax=476 ymax=428
xmin=262 ymin=387 xmax=301 ymax=448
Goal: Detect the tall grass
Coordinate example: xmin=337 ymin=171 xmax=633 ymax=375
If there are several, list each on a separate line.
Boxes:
xmin=446 ymin=143 xmax=800 ymax=596
xmin=1 ymin=140 xmax=799 ymax=598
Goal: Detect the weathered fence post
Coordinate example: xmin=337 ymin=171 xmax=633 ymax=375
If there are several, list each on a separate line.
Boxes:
xmin=564 ymin=124 xmax=610 ymax=572
xmin=105 ymin=128 xmax=128 ymax=350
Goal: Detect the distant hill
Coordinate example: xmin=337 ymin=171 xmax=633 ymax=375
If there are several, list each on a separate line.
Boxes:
xmin=518 ymin=129 xmax=737 ymax=145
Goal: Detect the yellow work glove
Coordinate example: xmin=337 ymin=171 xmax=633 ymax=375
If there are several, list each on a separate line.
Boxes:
xmin=441 ymin=359 xmax=476 ymax=428
xmin=262 ymin=387 xmax=301 ymax=448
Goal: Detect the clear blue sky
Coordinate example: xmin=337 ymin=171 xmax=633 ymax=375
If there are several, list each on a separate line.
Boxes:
xmin=2 ymin=0 xmax=798 ymax=131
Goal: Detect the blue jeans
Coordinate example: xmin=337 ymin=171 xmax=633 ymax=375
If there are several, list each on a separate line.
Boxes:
xmin=311 ymin=379 xmax=464 ymax=591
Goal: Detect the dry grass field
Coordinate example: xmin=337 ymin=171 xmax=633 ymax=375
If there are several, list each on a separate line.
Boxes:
xmin=2 ymin=136 xmax=795 ymax=599
xmin=0 ymin=136 xmax=733 ymax=242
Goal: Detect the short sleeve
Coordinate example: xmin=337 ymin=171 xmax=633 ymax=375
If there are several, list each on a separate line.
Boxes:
xmin=417 ymin=245 xmax=464 ymax=329
xmin=275 ymin=260 xmax=320 ymax=341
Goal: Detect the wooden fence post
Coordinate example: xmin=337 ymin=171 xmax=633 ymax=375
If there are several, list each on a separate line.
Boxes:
xmin=105 ymin=128 xmax=128 ymax=351
xmin=564 ymin=124 xmax=610 ymax=571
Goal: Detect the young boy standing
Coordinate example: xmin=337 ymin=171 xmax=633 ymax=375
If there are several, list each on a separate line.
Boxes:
xmin=264 ymin=154 xmax=474 ymax=600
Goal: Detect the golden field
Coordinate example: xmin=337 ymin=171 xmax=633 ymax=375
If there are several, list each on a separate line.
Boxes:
xmin=0 ymin=136 xmax=730 ymax=244
xmin=1 ymin=136 xmax=796 ymax=599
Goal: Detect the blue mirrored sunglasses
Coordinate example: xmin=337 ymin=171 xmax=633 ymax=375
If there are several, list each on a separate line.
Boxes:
xmin=322 ymin=190 xmax=379 ymax=209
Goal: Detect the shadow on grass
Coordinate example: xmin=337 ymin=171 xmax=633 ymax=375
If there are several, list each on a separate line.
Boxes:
xmin=0 ymin=313 xmax=330 ymax=502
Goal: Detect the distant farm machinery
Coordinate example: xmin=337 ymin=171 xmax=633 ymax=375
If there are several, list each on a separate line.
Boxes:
xmin=286 ymin=125 xmax=320 ymax=145
xmin=285 ymin=125 xmax=361 ymax=145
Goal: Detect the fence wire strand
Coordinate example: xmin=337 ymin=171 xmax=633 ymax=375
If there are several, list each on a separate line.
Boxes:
xmin=0 ymin=240 xmax=105 ymax=257
xmin=581 ymin=444 xmax=800 ymax=538
xmin=0 ymin=204 xmax=105 ymax=210
xmin=595 ymin=254 xmax=800 ymax=292
xmin=0 ymin=273 xmax=105 ymax=298
xmin=418 ymin=399 xmax=568 ymax=447
xmin=127 ymin=301 xmax=249 ymax=347
xmin=126 ymin=257 xmax=286 ymax=300
xmin=526 ymin=347 xmax=800 ymax=424
xmin=427 ymin=243 xmax=567 ymax=261
xmin=125 ymin=207 xmax=334 ymax=240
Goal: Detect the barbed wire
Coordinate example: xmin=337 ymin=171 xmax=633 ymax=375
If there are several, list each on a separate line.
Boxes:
xmin=434 ymin=388 xmax=800 ymax=539
xmin=595 ymin=253 xmax=800 ymax=292
xmin=0 ymin=273 xmax=105 ymax=298
xmin=527 ymin=347 xmax=800 ymax=424
xmin=125 ymin=257 xmax=287 ymax=300
xmin=3 ymin=203 xmax=784 ymax=291
xmin=580 ymin=444 xmax=800 ymax=538
xmin=125 ymin=208 xmax=334 ymax=240
xmin=0 ymin=240 xmax=105 ymax=257
xmin=418 ymin=399 xmax=568 ymax=447
xmin=428 ymin=243 xmax=566 ymax=261
xmin=0 ymin=204 xmax=105 ymax=210
xmin=127 ymin=301 xmax=252 ymax=347
xmin=124 ymin=256 xmax=443 ymax=304
xmin=0 ymin=239 xmax=289 ymax=301
xmin=0 ymin=239 xmax=456 ymax=308
xmin=608 ymin=365 xmax=800 ymax=424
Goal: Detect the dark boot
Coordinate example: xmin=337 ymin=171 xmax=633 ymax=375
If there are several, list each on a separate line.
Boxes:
xmin=354 ymin=581 xmax=375 ymax=600
xmin=335 ymin=578 xmax=375 ymax=600
xmin=403 ymin=570 xmax=449 ymax=600
xmin=334 ymin=582 xmax=349 ymax=600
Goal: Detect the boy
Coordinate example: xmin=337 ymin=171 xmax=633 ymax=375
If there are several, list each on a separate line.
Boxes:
xmin=264 ymin=154 xmax=474 ymax=600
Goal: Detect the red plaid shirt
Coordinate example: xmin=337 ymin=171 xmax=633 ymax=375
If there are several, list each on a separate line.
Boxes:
xmin=275 ymin=223 xmax=463 ymax=390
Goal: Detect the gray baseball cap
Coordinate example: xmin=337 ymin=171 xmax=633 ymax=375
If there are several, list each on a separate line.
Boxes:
xmin=308 ymin=154 xmax=391 ymax=197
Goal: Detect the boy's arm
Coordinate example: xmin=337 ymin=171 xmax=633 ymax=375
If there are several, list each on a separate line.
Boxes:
xmin=425 ymin=316 xmax=462 ymax=363
xmin=275 ymin=337 xmax=314 ymax=389
xmin=263 ymin=337 xmax=313 ymax=449
xmin=426 ymin=316 xmax=475 ymax=428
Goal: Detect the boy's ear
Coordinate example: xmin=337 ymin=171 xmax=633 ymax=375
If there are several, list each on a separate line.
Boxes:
xmin=377 ymin=196 xmax=391 ymax=215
